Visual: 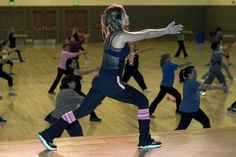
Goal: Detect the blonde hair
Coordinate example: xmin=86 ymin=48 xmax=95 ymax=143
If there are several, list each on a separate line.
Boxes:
xmin=101 ymin=4 xmax=128 ymax=40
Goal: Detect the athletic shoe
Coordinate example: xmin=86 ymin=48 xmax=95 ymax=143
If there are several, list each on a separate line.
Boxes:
xmin=37 ymin=133 xmax=57 ymax=151
xmin=150 ymin=114 xmax=155 ymax=119
xmin=80 ymin=78 xmax=86 ymax=83
xmin=228 ymin=63 xmax=233 ymax=67
xmin=48 ymin=92 xmax=56 ymax=96
xmin=175 ymin=110 xmax=181 ymax=114
xmin=200 ymin=78 xmax=205 ymax=83
xmin=143 ymin=88 xmax=150 ymax=93
xmin=200 ymin=91 xmax=206 ymax=96
xmin=0 ymin=117 xmax=7 ymax=124
xmin=9 ymin=91 xmax=17 ymax=96
xmin=138 ymin=139 xmax=162 ymax=149
xmin=227 ymin=107 xmax=236 ymax=113
xmin=9 ymin=72 xmax=15 ymax=76
xmin=228 ymin=78 xmax=236 ymax=82
xmin=89 ymin=116 xmax=102 ymax=122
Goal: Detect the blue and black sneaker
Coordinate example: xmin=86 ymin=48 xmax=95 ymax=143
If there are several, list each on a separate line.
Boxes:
xmin=0 ymin=117 xmax=7 ymax=124
xmin=227 ymin=107 xmax=236 ymax=113
xmin=138 ymin=139 xmax=162 ymax=149
xmin=228 ymin=101 xmax=236 ymax=113
xmin=38 ymin=133 xmax=57 ymax=151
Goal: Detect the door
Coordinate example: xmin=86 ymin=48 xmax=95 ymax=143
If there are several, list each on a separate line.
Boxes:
xmin=32 ymin=10 xmax=57 ymax=43
xmin=64 ymin=10 xmax=88 ymax=38
xmin=0 ymin=10 xmax=11 ymax=38
xmin=0 ymin=9 xmax=26 ymax=39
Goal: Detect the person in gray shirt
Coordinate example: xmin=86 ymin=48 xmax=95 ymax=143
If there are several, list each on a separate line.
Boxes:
xmin=200 ymin=42 xmax=228 ymax=96
xmin=176 ymin=66 xmax=227 ymax=130
xmin=45 ymin=75 xmax=91 ymax=137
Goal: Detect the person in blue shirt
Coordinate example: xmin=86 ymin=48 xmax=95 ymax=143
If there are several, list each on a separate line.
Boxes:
xmin=176 ymin=66 xmax=227 ymax=130
xmin=149 ymin=53 xmax=191 ymax=117
xmin=38 ymin=3 xmax=183 ymax=151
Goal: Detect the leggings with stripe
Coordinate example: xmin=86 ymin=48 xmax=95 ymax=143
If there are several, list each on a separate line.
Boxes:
xmin=72 ymin=84 xmax=149 ymax=119
xmin=41 ymin=76 xmax=152 ymax=144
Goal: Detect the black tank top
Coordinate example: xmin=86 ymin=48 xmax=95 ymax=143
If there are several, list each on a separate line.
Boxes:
xmin=99 ymin=34 xmax=131 ymax=77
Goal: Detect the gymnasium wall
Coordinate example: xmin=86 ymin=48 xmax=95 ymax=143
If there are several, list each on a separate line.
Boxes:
xmin=0 ymin=4 xmax=235 ymax=42
xmin=1 ymin=0 xmax=236 ymax=6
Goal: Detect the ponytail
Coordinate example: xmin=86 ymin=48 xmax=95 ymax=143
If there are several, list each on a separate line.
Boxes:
xmin=179 ymin=65 xmax=195 ymax=83
xmin=179 ymin=69 xmax=186 ymax=83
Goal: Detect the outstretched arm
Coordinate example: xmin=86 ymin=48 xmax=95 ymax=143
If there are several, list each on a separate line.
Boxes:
xmin=222 ymin=42 xmax=236 ymax=53
xmin=177 ymin=62 xmax=192 ymax=68
xmin=199 ymin=83 xmax=228 ymax=92
xmin=112 ymin=21 xmax=183 ymax=48
xmin=136 ymin=47 xmax=154 ymax=54
xmin=13 ymin=33 xmax=27 ymax=38
xmin=73 ymin=66 xmax=99 ymax=76
xmin=0 ymin=47 xmax=18 ymax=56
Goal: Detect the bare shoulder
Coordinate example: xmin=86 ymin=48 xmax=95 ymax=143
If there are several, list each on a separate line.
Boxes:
xmin=110 ymin=32 xmax=127 ymax=49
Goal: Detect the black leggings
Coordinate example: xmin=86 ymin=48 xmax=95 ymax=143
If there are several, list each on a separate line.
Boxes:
xmin=149 ymin=86 xmax=181 ymax=114
xmin=73 ymin=83 xmax=100 ymax=119
xmin=41 ymin=82 xmax=151 ymax=143
xmin=45 ymin=113 xmax=83 ymax=137
xmin=175 ymin=108 xmax=210 ymax=130
xmin=48 ymin=68 xmax=67 ymax=93
xmin=175 ymin=41 xmax=188 ymax=57
xmin=15 ymin=50 xmax=24 ymax=62
xmin=6 ymin=60 xmax=14 ymax=67
xmin=122 ymin=67 xmax=148 ymax=90
xmin=73 ymin=83 xmax=149 ymax=119
xmin=0 ymin=65 xmax=13 ymax=86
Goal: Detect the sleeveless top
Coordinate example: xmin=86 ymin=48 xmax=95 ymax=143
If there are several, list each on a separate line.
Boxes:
xmin=99 ymin=33 xmax=130 ymax=77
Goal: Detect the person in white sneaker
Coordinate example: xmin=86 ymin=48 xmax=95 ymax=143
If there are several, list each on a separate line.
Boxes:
xmin=122 ymin=43 xmax=153 ymax=93
xmin=200 ymin=42 xmax=228 ymax=96
xmin=38 ymin=3 xmax=183 ymax=151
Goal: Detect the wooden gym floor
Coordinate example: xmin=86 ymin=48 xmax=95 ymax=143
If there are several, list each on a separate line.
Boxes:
xmin=0 ymin=39 xmax=235 ymax=156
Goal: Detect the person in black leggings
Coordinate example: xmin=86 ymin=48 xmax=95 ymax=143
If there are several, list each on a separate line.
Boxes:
xmin=46 ymin=57 xmax=101 ymax=122
xmin=0 ymin=42 xmax=17 ymax=96
xmin=38 ymin=4 xmax=183 ymax=151
xmin=122 ymin=43 xmax=153 ymax=93
xmin=1 ymin=40 xmax=14 ymax=75
xmin=149 ymin=53 xmax=191 ymax=118
xmin=44 ymin=75 xmax=84 ymax=137
xmin=48 ymin=44 xmax=84 ymax=95
xmin=176 ymin=66 xmax=227 ymax=130
xmin=8 ymin=27 xmax=27 ymax=63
